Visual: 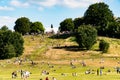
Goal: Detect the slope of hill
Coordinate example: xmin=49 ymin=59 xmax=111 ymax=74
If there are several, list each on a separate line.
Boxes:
xmin=23 ymin=35 xmax=120 ymax=63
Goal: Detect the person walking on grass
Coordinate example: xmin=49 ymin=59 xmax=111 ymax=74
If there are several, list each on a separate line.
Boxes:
xmin=97 ymin=69 xmax=99 ymax=76
xmin=20 ymin=69 xmax=24 ymax=79
xmin=100 ymin=69 xmax=102 ymax=76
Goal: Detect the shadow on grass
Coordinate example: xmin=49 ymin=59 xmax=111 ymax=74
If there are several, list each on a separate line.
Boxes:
xmin=49 ymin=33 xmax=73 ymax=39
xmin=53 ymin=45 xmax=86 ymax=52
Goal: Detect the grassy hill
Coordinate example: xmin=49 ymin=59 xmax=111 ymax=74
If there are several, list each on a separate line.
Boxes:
xmin=1 ymin=35 xmax=120 ymax=80
xmin=23 ymin=35 xmax=120 ymax=60
xmin=21 ymin=35 xmax=120 ymax=66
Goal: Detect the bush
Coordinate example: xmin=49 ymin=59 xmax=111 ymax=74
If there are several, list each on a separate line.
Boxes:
xmin=99 ymin=40 xmax=109 ymax=53
xmin=3 ymin=44 xmax=16 ymax=59
xmin=0 ymin=30 xmax=24 ymax=59
xmin=75 ymin=25 xmax=97 ymax=50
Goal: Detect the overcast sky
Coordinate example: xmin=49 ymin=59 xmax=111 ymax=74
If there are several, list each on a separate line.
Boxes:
xmin=0 ymin=0 xmax=120 ymax=32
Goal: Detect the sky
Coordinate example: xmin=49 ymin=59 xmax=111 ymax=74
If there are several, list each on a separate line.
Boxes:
xmin=0 ymin=0 xmax=120 ymax=32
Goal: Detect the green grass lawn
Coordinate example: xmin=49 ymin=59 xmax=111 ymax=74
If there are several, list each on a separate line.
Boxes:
xmin=0 ymin=59 xmax=120 ymax=80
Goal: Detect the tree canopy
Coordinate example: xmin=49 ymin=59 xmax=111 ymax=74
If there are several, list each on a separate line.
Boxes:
xmin=59 ymin=18 xmax=74 ymax=32
xmin=107 ymin=21 xmax=120 ymax=38
xmin=73 ymin=17 xmax=84 ymax=30
xmin=14 ymin=17 xmax=31 ymax=35
xmin=30 ymin=21 xmax=45 ymax=34
xmin=84 ymin=2 xmax=114 ymax=36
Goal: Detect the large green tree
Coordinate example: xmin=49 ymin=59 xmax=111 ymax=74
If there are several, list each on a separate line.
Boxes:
xmin=107 ymin=21 xmax=120 ymax=38
xmin=84 ymin=2 xmax=114 ymax=36
xmin=30 ymin=21 xmax=45 ymax=34
xmin=59 ymin=18 xmax=74 ymax=32
xmin=75 ymin=25 xmax=97 ymax=50
xmin=14 ymin=17 xmax=31 ymax=35
xmin=73 ymin=17 xmax=84 ymax=29
xmin=0 ymin=31 xmax=24 ymax=59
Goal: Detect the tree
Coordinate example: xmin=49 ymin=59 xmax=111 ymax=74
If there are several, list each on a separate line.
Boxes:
xmin=59 ymin=18 xmax=74 ymax=32
xmin=84 ymin=2 xmax=114 ymax=36
xmin=50 ymin=24 xmax=55 ymax=34
xmin=0 ymin=31 xmax=24 ymax=59
xmin=107 ymin=21 xmax=120 ymax=38
xmin=73 ymin=17 xmax=84 ymax=30
xmin=0 ymin=25 xmax=9 ymax=31
xmin=75 ymin=25 xmax=97 ymax=50
xmin=14 ymin=17 xmax=31 ymax=35
xmin=30 ymin=21 xmax=45 ymax=34
xmin=51 ymin=24 xmax=53 ymax=28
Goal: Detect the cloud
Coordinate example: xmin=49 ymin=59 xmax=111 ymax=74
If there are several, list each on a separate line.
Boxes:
xmin=28 ymin=0 xmax=103 ymax=9
xmin=10 ymin=0 xmax=29 ymax=8
xmin=37 ymin=0 xmax=58 ymax=7
xmin=62 ymin=0 xmax=104 ymax=8
xmin=83 ymin=0 xmax=103 ymax=3
xmin=38 ymin=7 xmax=44 ymax=11
xmin=28 ymin=0 xmax=58 ymax=7
xmin=0 ymin=16 xmax=17 ymax=30
xmin=9 ymin=0 xmax=103 ymax=10
xmin=62 ymin=0 xmax=88 ymax=8
xmin=0 ymin=6 xmax=14 ymax=11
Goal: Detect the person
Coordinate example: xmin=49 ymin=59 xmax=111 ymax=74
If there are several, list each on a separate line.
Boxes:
xmin=100 ymin=69 xmax=102 ymax=76
xmin=12 ymin=71 xmax=17 ymax=78
xmin=20 ymin=70 xmax=23 ymax=78
xmin=45 ymin=77 xmax=49 ymax=80
xmin=116 ymin=67 xmax=120 ymax=73
xmin=97 ymin=69 xmax=99 ymax=76
xmin=70 ymin=61 xmax=73 ymax=66
xmin=81 ymin=60 xmax=86 ymax=67
xmin=52 ymin=77 xmax=56 ymax=80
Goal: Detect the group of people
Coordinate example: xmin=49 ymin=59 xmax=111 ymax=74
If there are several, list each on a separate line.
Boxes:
xmin=85 ymin=68 xmax=103 ymax=76
xmin=12 ymin=70 xmax=31 ymax=79
xmin=12 ymin=70 xmax=57 ymax=80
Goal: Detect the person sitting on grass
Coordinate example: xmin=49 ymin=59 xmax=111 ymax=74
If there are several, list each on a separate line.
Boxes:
xmin=12 ymin=71 xmax=17 ymax=78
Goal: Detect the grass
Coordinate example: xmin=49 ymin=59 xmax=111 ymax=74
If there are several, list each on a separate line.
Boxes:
xmin=0 ymin=61 xmax=120 ymax=80
xmin=1 ymin=35 xmax=120 ymax=80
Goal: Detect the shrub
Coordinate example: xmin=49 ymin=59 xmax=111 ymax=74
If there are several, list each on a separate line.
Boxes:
xmin=99 ymin=40 xmax=109 ymax=53
xmin=0 ymin=30 xmax=24 ymax=59
xmin=3 ymin=44 xmax=16 ymax=59
xmin=75 ymin=25 xmax=97 ymax=50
